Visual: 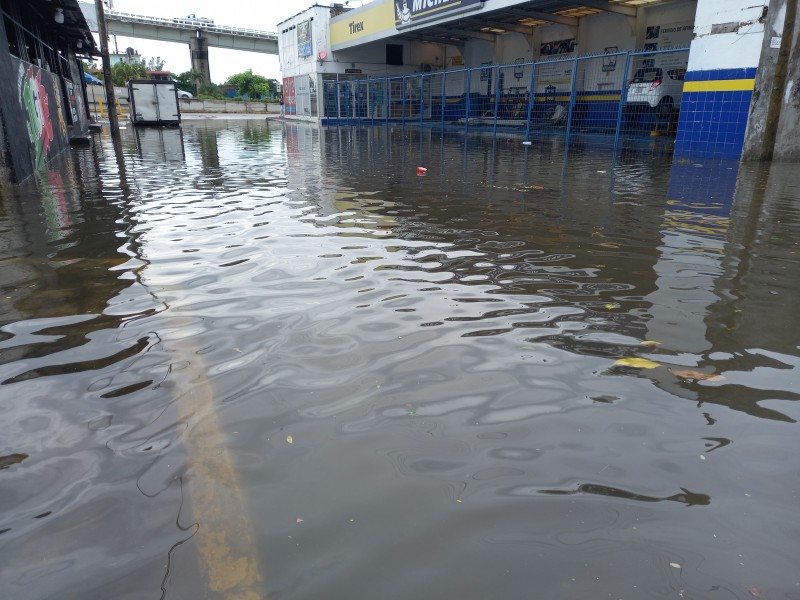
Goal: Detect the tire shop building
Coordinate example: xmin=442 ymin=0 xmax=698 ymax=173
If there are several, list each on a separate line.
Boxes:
xmin=279 ymin=0 xmax=800 ymax=161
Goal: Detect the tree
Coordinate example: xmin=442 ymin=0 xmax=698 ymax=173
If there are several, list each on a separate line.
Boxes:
xmin=174 ymin=69 xmax=206 ymax=95
xmin=225 ymin=69 xmax=275 ymax=100
xmin=111 ymin=61 xmax=148 ymax=86
xmin=197 ymin=83 xmax=225 ymax=100
xmin=147 ymin=56 xmax=166 ymax=71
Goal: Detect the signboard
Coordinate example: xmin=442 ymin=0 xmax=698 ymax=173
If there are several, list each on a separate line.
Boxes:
xmin=479 ymin=61 xmax=492 ymax=81
xmin=540 ymin=38 xmax=576 ymax=56
xmin=394 ymin=0 xmax=483 ymax=28
xmin=297 ymin=20 xmax=312 ymax=59
xmin=283 ymin=76 xmax=296 ymax=115
xmin=345 ymin=69 xmax=362 ymax=74
xmin=602 ymin=47 xmax=618 ymax=73
xmin=644 ymin=21 xmax=693 ymax=51
xmin=513 ymin=58 xmax=525 ymax=79
xmin=330 ymin=2 xmax=395 ymax=48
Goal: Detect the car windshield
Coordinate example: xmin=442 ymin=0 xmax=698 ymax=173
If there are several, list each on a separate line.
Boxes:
xmin=631 ymin=68 xmax=662 ymax=84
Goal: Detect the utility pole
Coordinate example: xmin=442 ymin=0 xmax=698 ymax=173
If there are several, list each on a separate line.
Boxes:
xmin=95 ymin=0 xmax=121 ymax=143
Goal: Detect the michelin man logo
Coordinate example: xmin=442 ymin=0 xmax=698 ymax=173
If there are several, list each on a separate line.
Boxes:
xmin=395 ymin=0 xmax=411 ymax=24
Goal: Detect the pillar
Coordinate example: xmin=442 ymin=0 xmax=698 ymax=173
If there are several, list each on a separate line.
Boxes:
xmin=189 ymin=34 xmax=211 ymax=86
xmin=674 ymin=0 xmax=769 ymax=159
xmin=742 ymin=0 xmax=800 ymax=161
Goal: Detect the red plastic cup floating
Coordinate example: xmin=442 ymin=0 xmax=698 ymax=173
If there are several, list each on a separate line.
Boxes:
xmin=416 ymin=166 xmax=428 ymax=176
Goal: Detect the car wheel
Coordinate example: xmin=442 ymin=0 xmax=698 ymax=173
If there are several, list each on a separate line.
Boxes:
xmin=657 ymin=97 xmax=674 ymax=117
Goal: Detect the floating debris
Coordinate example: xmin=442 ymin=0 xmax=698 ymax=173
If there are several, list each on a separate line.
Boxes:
xmin=614 ymin=357 xmax=661 ymax=369
xmin=670 ymin=369 xmax=725 ymax=381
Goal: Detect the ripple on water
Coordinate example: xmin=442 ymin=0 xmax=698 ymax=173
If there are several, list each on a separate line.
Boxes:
xmin=0 ymin=123 xmax=799 ymax=598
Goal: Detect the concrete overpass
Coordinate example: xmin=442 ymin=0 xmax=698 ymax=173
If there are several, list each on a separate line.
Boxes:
xmin=78 ymin=3 xmax=278 ymax=83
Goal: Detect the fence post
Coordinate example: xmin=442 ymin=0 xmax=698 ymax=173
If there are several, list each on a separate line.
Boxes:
xmin=402 ymin=76 xmax=407 ymax=128
xmin=613 ymin=52 xmax=632 ymax=151
xmin=525 ymin=63 xmax=537 ymax=141
xmin=336 ymin=83 xmax=341 ymax=122
xmin=385 ymin=79 xmax=390 ymax=126
xmin=356 ymin=81 xmax=361 ymax=124
xmin=441 ymin=71 xmax=447 ymax=131
xmin=465 ymin=69 xmax=471 ymax=135
xmin=420 ymin=75 xmax=425 ymax=128
xmin=492 ymin=65 xmax=501 ymax=137
xmin=564 ymin=57 xmax=579 ymax=146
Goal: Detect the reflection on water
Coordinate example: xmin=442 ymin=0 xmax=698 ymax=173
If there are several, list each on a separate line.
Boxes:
xmin=0 ymin=121 xmax=798 ymax=599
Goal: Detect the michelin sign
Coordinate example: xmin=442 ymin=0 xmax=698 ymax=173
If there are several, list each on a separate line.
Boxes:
xmin=395 ymin=0 xmax=484 ymax=28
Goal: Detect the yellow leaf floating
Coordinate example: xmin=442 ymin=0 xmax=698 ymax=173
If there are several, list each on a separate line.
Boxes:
xmin=286 ymin=435 xmax=293 ymax=444
xmin=614 ymin=357 xmax=661 ymax=369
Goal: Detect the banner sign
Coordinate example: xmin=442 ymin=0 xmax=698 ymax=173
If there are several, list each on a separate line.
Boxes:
xmin=394 ymin=0 xmax=484 ymax=28
xmin=283 ymin=76 xmax=296 ymax=115
xmin=297 ymin=20 xmax=312 ymax=59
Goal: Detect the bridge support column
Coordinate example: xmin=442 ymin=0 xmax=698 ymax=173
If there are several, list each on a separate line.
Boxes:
xmin=189 ymin=34 xmax=211 ymax=86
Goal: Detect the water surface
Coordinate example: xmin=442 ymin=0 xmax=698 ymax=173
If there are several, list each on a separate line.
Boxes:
xmin=1 ymin=121 xmax=798 ymax=599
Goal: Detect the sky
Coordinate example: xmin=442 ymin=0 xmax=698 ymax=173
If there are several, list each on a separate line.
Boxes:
xmin=95 ymin=0 xmax=373 ymax=82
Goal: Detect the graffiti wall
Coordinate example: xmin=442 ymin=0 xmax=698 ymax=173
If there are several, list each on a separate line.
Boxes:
xmin=0 ymin=17 xmax=88 ymax=183
xmin=16 ymin=59 xmax=71 ymax=171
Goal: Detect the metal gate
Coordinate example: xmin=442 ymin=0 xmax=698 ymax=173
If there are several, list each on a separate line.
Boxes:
xmin=323 ymin=48 xmax=689 ymax=145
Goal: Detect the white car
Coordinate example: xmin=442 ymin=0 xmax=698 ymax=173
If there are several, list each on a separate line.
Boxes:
xmin=177 ymin=90 xmax=193 ymax=99
xmin=626 ymin=67 xmax=685 ymax=114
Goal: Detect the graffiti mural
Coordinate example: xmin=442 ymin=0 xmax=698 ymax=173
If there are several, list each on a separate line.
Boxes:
xmin=1 ymin=42 xmax=85 ymax=182
xmin=283 ymin=76 xmax=297 ymax=115
xmin=66 ymin=81 xmax=86 ymax=131
xmin=19 ymin=63 xmax=55 ymax=169
xmin=54 ymin=83 xmax=69 ymax=138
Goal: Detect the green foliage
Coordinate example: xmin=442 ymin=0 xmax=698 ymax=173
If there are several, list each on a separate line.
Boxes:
xmin=224 ymin=69 xmax=276 ymax=100
xmin=197 ymin=83 xmax=225 ymax=100
xmin=174 ymin=70 xmax=206 ymax=95
xmin=111 ymin=61 xmax=148 ymax=86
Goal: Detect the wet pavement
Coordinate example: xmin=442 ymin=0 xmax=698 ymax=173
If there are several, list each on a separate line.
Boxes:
xmin=0 ymin=121 xmax=799 ymax=599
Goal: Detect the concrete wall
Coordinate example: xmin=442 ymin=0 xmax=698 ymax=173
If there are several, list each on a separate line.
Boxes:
xmin=279 ymin=5 xmax=332 ymax=78
xmin=178 ymin=99 xmax=277 ymax=113
xmin=84 ymin=86 xmax=278 ymax=116
xmin=743 ymin=0 xmax=800 ymax=161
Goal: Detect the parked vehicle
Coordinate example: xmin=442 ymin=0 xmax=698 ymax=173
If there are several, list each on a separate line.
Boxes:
xmin=625 ymin=67 xmax=686 ymax=115
xmin=128 ymin=80 xmax=181 ymax=126
xmin=177 ymin=90 xmax=193 ymax=99
xmin=83 ymin=71 xmax=103 ymax=86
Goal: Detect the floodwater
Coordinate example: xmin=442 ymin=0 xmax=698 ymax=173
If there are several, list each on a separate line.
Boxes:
xmin=1 ymin=121 xmax=799 ymax=600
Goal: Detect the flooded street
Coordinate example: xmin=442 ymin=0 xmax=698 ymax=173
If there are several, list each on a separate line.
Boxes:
xmin=1 ymin=120 xmax=799 ymax=599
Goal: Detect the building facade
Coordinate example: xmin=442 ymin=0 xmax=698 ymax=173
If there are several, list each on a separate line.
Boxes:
xmin=278 ymin=0 xmax=799 ymax=161
xmin=0 ymin=0 xmax=97 ymax=183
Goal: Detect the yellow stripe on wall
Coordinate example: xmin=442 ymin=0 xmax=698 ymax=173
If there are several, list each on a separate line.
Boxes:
xmin=683 ymin=79 xmax=755 ymax=93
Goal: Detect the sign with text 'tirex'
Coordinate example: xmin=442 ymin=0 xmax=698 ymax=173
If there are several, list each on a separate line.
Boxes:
xmin=394 ymin=0 xmax=484 ymax=29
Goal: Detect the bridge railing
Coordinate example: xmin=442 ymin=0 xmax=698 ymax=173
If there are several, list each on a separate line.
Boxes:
xmin=105 ymin=10 xmax=278 ymax=40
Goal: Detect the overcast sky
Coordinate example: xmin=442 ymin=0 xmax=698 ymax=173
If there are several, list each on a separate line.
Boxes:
xmin=98 ymin=0 xmax=373 ymax=82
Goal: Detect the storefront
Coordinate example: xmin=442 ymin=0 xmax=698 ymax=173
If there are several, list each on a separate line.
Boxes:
xmin=278 ymin=0 xmax=785 ymax=159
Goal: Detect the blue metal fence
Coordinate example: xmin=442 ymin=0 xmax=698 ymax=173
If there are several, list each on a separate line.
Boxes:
xmin=323 ymin=48 xmax=689 ymax=144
